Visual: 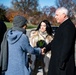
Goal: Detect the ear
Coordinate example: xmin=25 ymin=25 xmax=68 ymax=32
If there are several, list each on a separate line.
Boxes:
xmin=23 ymin=25 xmax=27 ymax=29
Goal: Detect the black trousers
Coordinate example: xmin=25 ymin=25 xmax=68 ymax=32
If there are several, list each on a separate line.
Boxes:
xmin=31 ymin=55 xmax=47 ymax=75
xmin=0 ymin=67 xmax=5 ymax=75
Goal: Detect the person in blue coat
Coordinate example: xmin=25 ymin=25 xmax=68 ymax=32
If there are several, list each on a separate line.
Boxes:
xmin=0 ymin=15 xmax=44 ymax=75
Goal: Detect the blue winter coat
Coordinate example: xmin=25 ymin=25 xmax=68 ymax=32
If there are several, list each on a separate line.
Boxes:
xmin=5 ymin=30 xmax=41 ymax=75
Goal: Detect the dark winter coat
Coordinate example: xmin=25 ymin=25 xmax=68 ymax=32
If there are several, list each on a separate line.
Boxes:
xmin=0 ymin=21 xmax=7 ymax=45
xmin=45 ymin=18 xmax=76 ymax=75
xmin=0 ymin=21 xmax=7 ymax=74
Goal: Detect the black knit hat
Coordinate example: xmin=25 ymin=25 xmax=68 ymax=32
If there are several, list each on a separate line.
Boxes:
xmin=13 ymin=15 xmax=28 ymax=27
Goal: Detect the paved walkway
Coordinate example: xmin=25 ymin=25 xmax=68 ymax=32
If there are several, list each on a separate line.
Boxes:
xmin=37 ymin=69 xmax=43 ymax=75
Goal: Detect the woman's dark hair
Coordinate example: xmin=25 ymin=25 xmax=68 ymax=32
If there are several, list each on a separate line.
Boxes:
xmin=36 ymin=20 xmax=53 ymax=35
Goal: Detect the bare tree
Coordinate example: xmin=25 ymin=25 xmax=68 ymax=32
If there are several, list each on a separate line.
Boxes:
xmin=11 ymin=0 xmax=39 ymax=14
xmin=0 ymin=4 xmax=8 ymax=21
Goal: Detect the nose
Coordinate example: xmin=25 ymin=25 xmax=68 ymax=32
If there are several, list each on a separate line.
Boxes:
xmin=55 ymin=15 xmax=57 ymax=18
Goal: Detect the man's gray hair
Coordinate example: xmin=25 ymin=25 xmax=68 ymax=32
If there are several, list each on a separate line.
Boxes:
xmin=57 ymin=7 xmax=68 ymax=16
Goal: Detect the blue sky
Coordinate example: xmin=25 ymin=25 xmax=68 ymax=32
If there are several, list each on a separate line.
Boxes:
xmin=39 ymin=0 xmax=56 ymax=8
xmin=0 ymin=0 xmax=56 ymax=8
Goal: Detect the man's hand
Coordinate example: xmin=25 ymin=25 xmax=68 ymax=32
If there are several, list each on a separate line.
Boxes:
xmin=41 ymin=47 xmax=46 ymax=55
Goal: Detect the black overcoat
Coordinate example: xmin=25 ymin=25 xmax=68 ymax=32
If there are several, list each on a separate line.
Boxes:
xmin=46 ymin=18 xmax=75 ymax=75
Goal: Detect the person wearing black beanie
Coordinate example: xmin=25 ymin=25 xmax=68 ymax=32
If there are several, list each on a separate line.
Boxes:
xmin=0 ymin=15 xmax=44 ymax=75
xmin=13 ymin=15 xmax=28 ymax=27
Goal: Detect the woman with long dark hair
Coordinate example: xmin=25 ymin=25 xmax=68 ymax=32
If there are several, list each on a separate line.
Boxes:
xmin=29 ymin=20 xmax=53 ymax=75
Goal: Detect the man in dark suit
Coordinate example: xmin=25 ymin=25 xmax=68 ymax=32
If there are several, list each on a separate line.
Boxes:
xmin=44 ymin=7 xmax=76 ymax=75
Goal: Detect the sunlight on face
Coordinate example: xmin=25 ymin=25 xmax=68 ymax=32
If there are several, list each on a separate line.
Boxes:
xmin=40 ymin=22 xmax=46 ymax=32
xmin=55 ymin=10 xmax=65 ymax=24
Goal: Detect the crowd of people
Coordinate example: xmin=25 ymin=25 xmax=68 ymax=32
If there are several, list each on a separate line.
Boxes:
xmin=0 ymin=7 xmax=76 ymax=75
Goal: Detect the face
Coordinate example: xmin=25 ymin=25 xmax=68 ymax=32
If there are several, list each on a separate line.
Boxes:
xmin=40 ymin=22 xmax=46 ymax=32
xmin=55 ymin=10 xmax=66 ymax=24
